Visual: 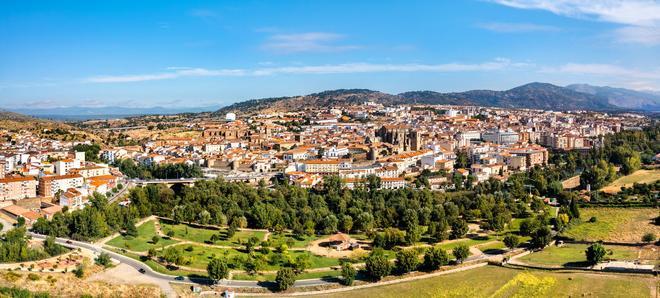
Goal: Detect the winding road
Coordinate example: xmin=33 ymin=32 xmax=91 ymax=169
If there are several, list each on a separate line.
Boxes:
xmin=27 ymin=231 xmax=506 ymax=298
xmin=28 ymin=232 xmax=340 ymax=288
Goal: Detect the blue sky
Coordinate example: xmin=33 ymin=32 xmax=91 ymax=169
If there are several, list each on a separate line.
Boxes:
xmin=1 ymin=0 xmax=659 ymax=108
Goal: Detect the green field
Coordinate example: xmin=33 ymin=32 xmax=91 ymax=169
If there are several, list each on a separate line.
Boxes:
xmin=562 ymin=208 xmax=658 ymax=242
xmin=519 ymin=243 xmax=639 ymax=267
xmin=160 ymin=221 xmax=266 ymax=246
xmin=232 ymin=269 xmax=341 ymax=281
xmin=437 ymin=236 xmax=495 ymax=251
xmin=268 ymin=233 xmax=323 ymax=248
xmin=290 ymin=265 xmax=653 ymax=298
xmin=106 ymin=220 xmax=179 ymax=252
xmin=169 ymin=243 xmax=340 ymax=271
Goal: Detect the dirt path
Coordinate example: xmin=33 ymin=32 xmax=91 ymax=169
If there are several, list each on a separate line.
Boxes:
xmin=88 ymin=263 xmax=176 ymax=298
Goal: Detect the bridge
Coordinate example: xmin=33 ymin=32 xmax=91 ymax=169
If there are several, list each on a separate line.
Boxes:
xmin=131 ymin=172 xmax=274 ymax=187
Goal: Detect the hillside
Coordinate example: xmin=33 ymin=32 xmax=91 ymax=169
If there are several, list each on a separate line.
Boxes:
xmin=216 ymin=82 xmax=623 ymax=114
xmin=566 ymin=84 xmax=660 ymax=110
xmin=0 ymin=109 xmax=100 ymax=142
xmin=216 ymin=89 xmax=398 ymax=114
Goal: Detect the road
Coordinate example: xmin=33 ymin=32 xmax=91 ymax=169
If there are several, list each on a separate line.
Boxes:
xmin=107 ymin=179 xmax=130 ymax=203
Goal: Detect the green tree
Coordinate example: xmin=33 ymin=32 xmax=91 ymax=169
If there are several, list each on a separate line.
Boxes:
xmin=519 ymin=218 xmax=539 ymax=236
xmin=340 ymin=262 xmax=356 ymax=286
xmin=152 ymin=235 xmax=160 ymax=244
xmin=395 ymin=249 xmax=419 ymax=274
xmin=365 ymin=248 xmax=392 ymax=280
xmin=531 ymin=226 xmax=552 ymax=249
xmin=275 ymin=267 xmax=296 ymax=291
xmin=452 ymin=244 xmax=470 ymax=263
xmin=450 ymin=219 xmax=468 ymax=239
xmin=292 ymin=253 xmax=311 ymax=273
xmin=207 ymin=258 xmax=229 ymax=282
xmin=95 ymin=252 xmax=112 ymax=267
xmin=585 ymin=242 xmax=606 ymax=265
xmin=503 ymin=234 xmax=519 ymax=250
xmin=423 ymin=246 xmax=449 ymax=270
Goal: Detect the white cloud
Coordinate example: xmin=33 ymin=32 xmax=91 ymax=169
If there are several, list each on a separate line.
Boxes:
xmin=85 ymin=58 xmax=530 ymax=83
xmin=614 ymin=26 xmax=660 ymax=46
xmin=261 ymin=32 xmax=361 ymax=53
xmin=491 ymin=0 xmax=660 ymax=45
xmin=491 ymin=0 xmax=660 ymax=26
xmin=477 ymin=22 xmax=559 ymax=33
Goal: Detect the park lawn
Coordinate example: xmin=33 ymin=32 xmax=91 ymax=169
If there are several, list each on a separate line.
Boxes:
xmin=289 ymin=265 xmax=653 ymax=298
xmin=601 ymin=169 xmax=660 ymax=193
xmin=519 ymin=243 xmax=639 ymax=267
xmin=172 ymin=244 xmax=340 ymax=271
xmin=233 ymin=270 xmax=341 ymax=281
xmin=106 ymin=220 xmax=178 ymax=252
xmin=477 ymin=241 xmax=507 ymax=254
xmin=437 ymin=235 xmax=494 ymax=251
xmin=268 ymin=233 xmax=323 ymax=248
xmin=562 ymin=208 xmax=658 ymax=242
xmin=159 ymin=221 xmax=266 ymax=246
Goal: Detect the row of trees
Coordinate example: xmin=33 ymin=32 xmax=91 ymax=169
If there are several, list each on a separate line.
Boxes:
xmin=31 ymin=192 xmax=139 ymax=241
xmin=122 ymin=176 xmax=536 ymax=246
xmin=114 ymin=158 xmax=203 ymax=179
xmin=581 ymin=126 xmax=658 ymax=189
xmin=0 ymin=227 xmax=66 ymax=263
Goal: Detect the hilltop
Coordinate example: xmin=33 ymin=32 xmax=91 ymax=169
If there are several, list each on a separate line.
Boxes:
xmin=0 ymin=109 xmax=100 ymax=142
xmin=215 ymin=82 xmax=653 ymax=115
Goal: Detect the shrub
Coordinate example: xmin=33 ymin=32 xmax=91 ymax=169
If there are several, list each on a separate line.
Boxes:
xmin=642 ymin=233 xmax=656 ymax=243
xmin=95 ymin=252 xmax=112 ymax=267
xmin=503 ymin=234 xmax=520 ymax=250
xmin=423 ymin=246 xmax=449 ymax=270
xmin=588 ymin=216 xmax=598 ymax=223
xmin=340 ymin=262 xmax=356 ymax=286
xmin=275 ymin=268 xmax=296 ymax=291
xmin=365 ymin=248 xmax=391 ymax=280
xmin=395 ymin=249 xmax=419 ymax=274
xmin=452 ymin=244 xmax=470 ymax=263
xmin=585 ymin=242 xmax=606 ymax=265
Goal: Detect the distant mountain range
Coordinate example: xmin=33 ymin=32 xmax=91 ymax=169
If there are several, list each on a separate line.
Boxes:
xmin=565 ymin=84 xmax=660 ymax=110
xmin=8 ymin=105 xmax=222 ymax=121
xmin=216 ymin=82 xmax=660 ymax=115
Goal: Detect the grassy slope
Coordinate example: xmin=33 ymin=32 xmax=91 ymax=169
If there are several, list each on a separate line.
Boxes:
xmin=601 ymin=169 xmax=660 ymax=193
xmin=106 ymin=220 xmax=178 ymax=252
xmin=519 ymin=243 xmax=639 ymax=266
xmin=562 ymin=208 xmax=658 ymax=242
xmin=290 ymin=266 xmax=652 ymax=298
xmin=159 ymin=222 xmax=266 ymax=246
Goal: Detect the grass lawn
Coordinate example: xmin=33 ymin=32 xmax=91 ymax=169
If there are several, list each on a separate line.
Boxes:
xmin=601 ymin=169 xmax=660 ymax=193
xmin=268 ymin=233 xmax=323 ymax=248
xmin=160 ymin=221 xmax=266 ymax=247
xmin=106 ymin=220 xmax=178 ymax=252
xmin=232 ymin=270 xmax=341 ymax=281
xmin=171 ymin=244 xmax=340 ymax=271
xmin=562 ymin=208 xmax=658 ymax=242
xmin=437 ymin=235 xmax=495 ymax=251
xmin=477 ymin=241 xmax=508 ymax=254
xmin=288 ymin=265 xmax=653 ymax=298
xmin=519 ymin=243 xmax=639 ymax=267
